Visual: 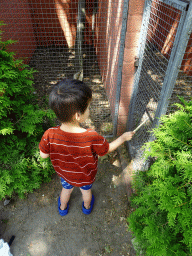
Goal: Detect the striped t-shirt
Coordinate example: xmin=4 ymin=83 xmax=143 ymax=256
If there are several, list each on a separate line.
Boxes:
xmin=39 ymin=127 xmax=109 ymax=187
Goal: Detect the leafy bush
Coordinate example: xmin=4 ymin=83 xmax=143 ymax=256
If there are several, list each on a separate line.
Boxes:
xmin=127 ymin=98 xmax=192 ymax=255
xmin=0 ymin=22 xmax=56 ymax=200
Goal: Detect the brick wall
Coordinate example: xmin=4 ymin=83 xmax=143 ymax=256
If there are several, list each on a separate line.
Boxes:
xmin=0 ymin=0 xmax=94 ymax=57
xmin=116 ymin=0 xmax=145 ymax=135
xmin=28 ymin=0 xmax=95 ymax=48
xmin=0 ymin=0 xmax=36 ymax=62
xmin=94 ymin=0 xmax=124 ymax=121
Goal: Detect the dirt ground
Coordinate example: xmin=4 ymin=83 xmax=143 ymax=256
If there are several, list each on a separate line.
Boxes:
xmin=0 ymin=152 xmax=136 ymax=256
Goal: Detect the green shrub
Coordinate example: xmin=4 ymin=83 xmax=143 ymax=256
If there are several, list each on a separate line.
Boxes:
xmin=127 ymin=98 xmax=192 ymax=255
xmin=0 ymin=22 xmax=56 ymax=200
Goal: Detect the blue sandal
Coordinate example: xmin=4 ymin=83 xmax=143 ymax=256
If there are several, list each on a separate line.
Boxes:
xmin=58 ymin=197 xmax=69 ymax=216
xmin=82 ymin=195 xmax=95 ymax=215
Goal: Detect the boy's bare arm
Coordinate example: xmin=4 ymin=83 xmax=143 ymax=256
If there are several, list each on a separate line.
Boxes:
xmin=40 ymin=150 xmax=50 ymax=158
xmin=107 ymin=132 xmax=134 ymax=153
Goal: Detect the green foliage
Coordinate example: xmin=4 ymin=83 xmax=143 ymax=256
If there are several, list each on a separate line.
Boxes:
xmin=127 ymin=98 xmax=192 ymax=255
xmin=0 ymin=23 xmax=56 ymax=200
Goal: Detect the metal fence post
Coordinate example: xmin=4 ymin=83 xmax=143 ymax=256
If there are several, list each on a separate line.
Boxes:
xmin=74 ymin=0 xmax=86 ymax=81
xmin=113 ymin=0 xmax=129 ymax=136
xmin=127 ymin=0 xmax=152 ymax=132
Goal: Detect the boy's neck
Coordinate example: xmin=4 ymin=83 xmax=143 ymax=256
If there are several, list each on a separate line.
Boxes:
xmin=60 ymin=122 xmax=86 ymax=133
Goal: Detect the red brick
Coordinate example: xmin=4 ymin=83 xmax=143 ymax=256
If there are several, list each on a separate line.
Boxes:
xmin=119 ymin=96 xmax=131 ymax=108
xmin=118 ymin=105 xmax=129 ymax=116
xmin=123 ymin=47 xmax=138 ymax=63
xmin=122 ymin=62 xmax=135 ymax=77
xmin=117 ymin=115 xmax=128 ymax=125
xmin=117 ymin=116 xmax=128 ymax=135
xmin=126 ymin=15 xmax=143 ymax=33
xmin=121 ymin=74 xmax=135 ymax=89
xmin=117 ymin=124 xmax=126 ymax=136
xmin=125 ymin=32 xmax=141 ymax=49
xmin=120 ymin=86 xmax=133 ymax=98
xmin=128 ymin=0 xmax=145 ymax=15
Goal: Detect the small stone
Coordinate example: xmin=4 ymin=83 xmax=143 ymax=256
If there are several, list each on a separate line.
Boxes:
xmin=4 ymin=199 xmax=10 ymax=206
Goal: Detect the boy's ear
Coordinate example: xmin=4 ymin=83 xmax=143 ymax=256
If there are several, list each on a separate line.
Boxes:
xmin=75 ymin=112 xmax=81 ymax=121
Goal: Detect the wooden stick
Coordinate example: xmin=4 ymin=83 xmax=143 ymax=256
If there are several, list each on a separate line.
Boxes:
xmin=133 ymin=118 xmax=148 ymax=133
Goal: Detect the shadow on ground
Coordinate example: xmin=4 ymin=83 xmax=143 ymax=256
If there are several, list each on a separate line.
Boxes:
xmin=0 ymin=155 xmax=136 ymax=256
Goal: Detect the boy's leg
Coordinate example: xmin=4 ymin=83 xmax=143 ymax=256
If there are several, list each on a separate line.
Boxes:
xmin=80 ymin=188 xmax=92 ymax=209
xmin=60 ymin=187 xmax=74 ymax=210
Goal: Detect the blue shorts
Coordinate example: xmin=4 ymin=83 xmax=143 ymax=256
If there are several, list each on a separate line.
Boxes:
xmin=61 ymin=177 xmax=93 ymax=190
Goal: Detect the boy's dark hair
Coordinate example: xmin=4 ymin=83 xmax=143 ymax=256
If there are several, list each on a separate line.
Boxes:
xmin=49 ymin=78 xmax=92 ymax=122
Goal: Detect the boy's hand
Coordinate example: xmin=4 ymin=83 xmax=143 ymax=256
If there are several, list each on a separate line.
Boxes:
xmin=40 ymin=150 xmax=50 ymax=159
xmin=107 ymin=131 xmax=135 ymax=153
xmin=122 ymin=131 xmax=135 ymax=142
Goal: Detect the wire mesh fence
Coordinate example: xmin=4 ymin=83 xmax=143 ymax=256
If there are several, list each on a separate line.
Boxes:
xmin=168 ymin=34 xmax=192 ymax=112
xmin=127 ymin=0 xmax=191 ymax=171
xmin=0 ymin=0 xmax=125 ymax=137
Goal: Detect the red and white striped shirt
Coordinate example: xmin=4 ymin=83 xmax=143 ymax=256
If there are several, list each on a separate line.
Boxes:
xmin=39 ymin=127 xmax=109 ymax=187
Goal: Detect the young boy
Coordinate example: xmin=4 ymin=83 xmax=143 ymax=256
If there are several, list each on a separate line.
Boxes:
xmin=39 ymin=78 xmax=134 ymax=216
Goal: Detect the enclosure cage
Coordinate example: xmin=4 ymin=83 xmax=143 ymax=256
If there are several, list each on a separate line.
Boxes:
xmin=127 ymin=0 xmax=192 ymax=171
xmin=1 ymin=0 xmax=191 ymax=170
xmin=0 ymin=0 xmax=127 ymax=137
